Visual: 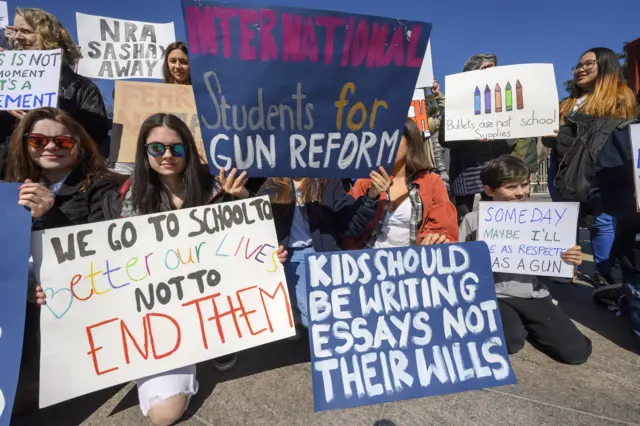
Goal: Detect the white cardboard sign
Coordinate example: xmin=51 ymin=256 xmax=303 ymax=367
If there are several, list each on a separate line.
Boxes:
xmin=32 ymin=197 xmax=294 ymax=408
xmin=76 ymin=12 xmax=175 ymax=80
xmin=477 ymin=201 xmax=579 ymax=278
xmin=0 ymin=49 xmax=61 ymax=110
xmin=444 ymin=64 xmax=559 ymax=141
xmin=0 ymin=1 xmax=8 ymax=30
xmin=630 ymin=123 xmax=640 ymax=211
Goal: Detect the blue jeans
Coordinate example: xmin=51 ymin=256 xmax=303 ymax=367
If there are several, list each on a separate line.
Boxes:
xmin=284 ymin=246 xmax=315 ymax=328
xmin=590 ymin=213 xmax=616 ymax=277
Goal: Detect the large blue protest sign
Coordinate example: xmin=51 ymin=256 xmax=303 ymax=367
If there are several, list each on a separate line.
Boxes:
xmin=0 ymin=183 xmax=32 ymax=426
xmin=182 ymin=0 xmax=431 ymax=177
xmin=306 ymin=242 xmax=516 ymax=412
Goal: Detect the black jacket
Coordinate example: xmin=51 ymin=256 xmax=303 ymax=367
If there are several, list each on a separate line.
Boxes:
xmin=31 ymin=168 xmax=121 ymax=232
xmin=258 ymin=179 xmax=378 ymax=252
xmin=0 ymin=65 xmax=109 ymax=177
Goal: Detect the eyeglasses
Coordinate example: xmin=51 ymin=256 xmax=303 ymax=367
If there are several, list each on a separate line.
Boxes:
xmin=24 ymin=133 xmax=76 ymax=149
xmin=145 ymin=142 xmax=187 ymax=157
xmin=572 ymin=60 xmax=597 ymax=73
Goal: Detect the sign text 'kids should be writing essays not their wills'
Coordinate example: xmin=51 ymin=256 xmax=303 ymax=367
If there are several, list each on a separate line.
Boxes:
xmin=477 ymin=202 xmax=580 ymax=278
xmin=0 ymin=49 xmax=61 ymax=110
xmin=182 ymin=0 xmax=431 ymax=178
xmin=306 ymin=242 xmax=516 ymax=412
xmin=76 ymin=12 xmax=176 ymax=80
xmin=444 ymin=64 xmax=559 ymax=141
xmin=31 ymin=197 xmax=295 ymax=408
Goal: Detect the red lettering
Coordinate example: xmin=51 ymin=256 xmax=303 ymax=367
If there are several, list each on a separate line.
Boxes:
xmin=70 ymin=273 xmax=92 ymax=301
xmin=259 ymin=281 xmax=293 ymax=332
xmin=183 ymin=292 xmax=243 ymax=344
xmin=183 ymin=293 xmax=218 ymax=350
xmin=214 ymin=7 xmax=239 ymax=58
xmin=410 ymin=100 xmax=429 ymax=133
xmin=405 ymin=24 xmax=423 ymax=67
xmin=259 ymin=9 xmax=277 ymax=61
xmin=236 ymin=286 xmax=267 ymax=336
xmin=282 ymin=13 xmax=304 ymax=62
xmin=239 ymin=9 xmax=258 ymax=60
xmin=350 ymin=19 xmax=370 ymax=67
xmin=315 ymin=16 xmax=345 ymax=65
xmin=365 ymin=23 xmax=389 ymax=68
xmin=301 ymin=16 xmax=318 ymax=62
xmin=384 ymin=26 xmax=405 ymax=66
xmin=185 ymin=6 xmax=217 ymax=55
xmin=86 ymin=318 xmax=119 ymax=376
xmin=147 ymin=313 xmax=181 ymax=360
xmin=120 ymin=317 xmax=149 ymax=364
xmin=340 ymin=17 xmax=355 ymax=66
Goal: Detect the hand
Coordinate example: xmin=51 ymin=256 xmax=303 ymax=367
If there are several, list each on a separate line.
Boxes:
xmin=420 ymin=233 xmax=450 ymax=245
xmin=561 ymin=245 xmax=583 ymax=266
xmin=220 ymin=168 xmax=249 ymax=199
xmin=543 ymin=129 xmax=560 ymax=138
xmin=478 ymin=138 xmax=494 ymax=142
xmin=35 ymin=285 xmax=47 ymax=305
xmin=367 ymin=166 xmax=392 ymax=198
xmin=277 ymin=245 xmax=288 ymax=264
xmin=431 ymin=79 xmax=440 ymax=94
xmin=18 ymin=180 xmax=55 ymax=218
xmin=8 ymin=110 xmax=27 ymax=120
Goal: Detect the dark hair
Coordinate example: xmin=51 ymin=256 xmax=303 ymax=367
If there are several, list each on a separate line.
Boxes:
xmin=480 ymin=155 xmax=530 ymax=190
xmin=163 ymin=41 xmax=190 ymax=84
xmin=463 ymin=54 xmax=497 ymax=72
xmin=4 ymin=107 xmax=116 ymax=189
xmin=130 ymin=113 xmax=212 ymax=214
xmin=403 ymin=117 xmax=433 ymax=176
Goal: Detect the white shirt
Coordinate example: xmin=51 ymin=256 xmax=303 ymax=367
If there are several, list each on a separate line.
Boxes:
xmin=373 ymin=197 xmax=412 ymax=248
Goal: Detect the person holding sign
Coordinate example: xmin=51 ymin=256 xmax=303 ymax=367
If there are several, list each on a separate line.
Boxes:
xmin=0 ymin=7 xmax=109 ymax=176
xmin=3 ymin=107 xmax=122 ymax=413
xmin=459 ymin=155 xmax=592 ymax=364
xmin=348 ymin=118 xmax=458 ymax=249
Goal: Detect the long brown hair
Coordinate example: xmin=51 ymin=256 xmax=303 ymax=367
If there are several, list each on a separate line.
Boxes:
xmin=4 ymin=107 xmax=113 ymax=190
xmin=560 ymin=47 xmax=636 ymax=120
xmin=262 ymin=178 xmax=328 ymax=205
xmin=403 ymin=117 xmax=433 ymax=176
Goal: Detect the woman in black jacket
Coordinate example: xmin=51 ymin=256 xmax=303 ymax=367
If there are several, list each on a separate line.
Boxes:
xmin=0 ymin=7 xmax=109 ymax=177
xmin=4 ymin=107 xmax=121 ymax=414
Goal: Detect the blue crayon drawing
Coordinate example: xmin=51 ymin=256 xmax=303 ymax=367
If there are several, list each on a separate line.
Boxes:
xmin=474 ymin=86 xmax=481 ymax=115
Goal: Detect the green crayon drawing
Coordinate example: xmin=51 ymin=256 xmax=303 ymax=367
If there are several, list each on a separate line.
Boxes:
xmin=505 ymin=82 xmax=513 ymax=112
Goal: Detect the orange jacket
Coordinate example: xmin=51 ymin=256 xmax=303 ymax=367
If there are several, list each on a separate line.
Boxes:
xmin=345 ymin=171 xmax=458 ymax=249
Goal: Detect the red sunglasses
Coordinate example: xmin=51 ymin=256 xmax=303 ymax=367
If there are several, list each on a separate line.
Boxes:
xmin=24 ymin=133 xmax=76 ymax=150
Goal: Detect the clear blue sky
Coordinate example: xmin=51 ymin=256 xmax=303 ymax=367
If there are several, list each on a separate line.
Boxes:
xmin=8 ymin=0 xmax=640 ymax=112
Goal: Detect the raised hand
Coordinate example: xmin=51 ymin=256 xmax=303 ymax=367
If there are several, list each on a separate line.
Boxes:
xmin=19 ymin=179 xmax=55 ymax=218
xmin=220 ymin=168 xmax=249 ymax=199
xmin=368 ymin=166 xmax=392 ymax=198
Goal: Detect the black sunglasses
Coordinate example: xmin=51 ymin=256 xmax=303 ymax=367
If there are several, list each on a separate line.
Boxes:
xmin=145 ymin=142 xmax=187 ymax=157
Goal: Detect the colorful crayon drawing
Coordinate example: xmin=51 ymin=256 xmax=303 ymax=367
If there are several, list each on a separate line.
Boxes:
xmin=516 ymin=80 xmax=524 ymax=110
xmin=495 ymin=83 xmax=502 ymax=113
xmin=474 ymin=86 xmax=481 ymax=115
xmin=484 ymin=84 xmax=491 ymax=114
xmin=505 ymin=82 xmax=513 ymax=112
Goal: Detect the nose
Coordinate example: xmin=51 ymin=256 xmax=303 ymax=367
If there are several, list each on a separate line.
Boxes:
xmin=162 ymin=149 xmax=173 ymax=159
xmin=43 ymin=140 xmax=58 ymax=150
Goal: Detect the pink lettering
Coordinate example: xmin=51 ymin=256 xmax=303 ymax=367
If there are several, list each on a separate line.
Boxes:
xmin=259 ymin=9 xmax=278 ymax=61
xmin=282 ymin=13 xmax=304 ymax=62
xmin=350 ymin=19 xmax=370 ymax=67
xmin=315 ymin=16 xmax=345 ymax=65
xmin=340 ymin=17 xmax=355 ymax=66
xmin=239 ymin=9 xmax=258 ymax=60
xmin=384 ymin=26 xmax=405 ymax=66
xmin=215 ymin=7 xmax=239 ymax=58
xmin=365 ymin=23 xmax=389 ymax=68
xmin=405 ymin=24 xmax=424 ymax=67
xmin=185 ymin=6 xmax=217 ymax=55
xmin=301 ymin=16 xmax=318 ymax=62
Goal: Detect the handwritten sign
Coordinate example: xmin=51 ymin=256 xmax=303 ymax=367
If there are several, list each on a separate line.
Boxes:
xmin=444 ymin=64 xmax=559 ymax=141
xmin=478 ymin=201 xmax=579 ymax=278
xmin=76 ymin=12 xmax=176 ymax=80
xmin=0 ymin=49 xmax=62 ymax=110
xmin=182 ymin=0 xmax=431 ymax=177
xmin=630 ymin=123 xmax=640 ymax=211
xmin=306 ymin=242 xmax=516 ymax=412
xmin=32 ymin=197 xmax=295 ymax=408
xmin=0 ymin=1 xmax=8 ymax=30
xmin=111 ymin=81 xmax=206 ymax=163
xmin=408 ymin=89 xmax=430 ymax=136
xmin=0 ymin=183 xmax=32 ymax=426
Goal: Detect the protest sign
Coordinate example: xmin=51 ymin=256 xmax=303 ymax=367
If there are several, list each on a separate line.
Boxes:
xmin=182 ymin=0 xmax=431 ymax=177
xmin=408 ymin=89 xmax=430 ymax=136
xmin=414 ymin=40 xmax=433 ymax=89
xmin=111 ymin=81 xmax=206 ymax=163
xmin=0 ymin=1 xmax=8 ymax=29
xmin=306 ymin=242 xmax=516 ymax=412
xmin=0 ymin=49 xmax=61 ymax=110
xmin=478 ymin=201 xmax=579 ymax=278
xmin=0 ymin=183 xmax=32 ymax=426
xmin=31 ymin=196 xmax=294 ymax=408
xmin=630 ymin=123 xmax=640 ymax=210
xmin=444 ymin=64 xmax=559 ymax=141
xmin=76 ymin=12 xmax=175 ymax=80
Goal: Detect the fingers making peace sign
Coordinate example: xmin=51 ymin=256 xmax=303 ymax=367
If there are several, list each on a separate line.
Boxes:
xmin=219 ymin=168 xmax=249 ymax=199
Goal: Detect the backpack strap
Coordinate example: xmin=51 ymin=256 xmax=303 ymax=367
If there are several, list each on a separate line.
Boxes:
xmin=617 ymin=118 xmax=640 ymax=130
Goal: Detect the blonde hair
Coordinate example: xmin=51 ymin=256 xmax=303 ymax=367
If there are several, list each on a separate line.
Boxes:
xmin=16 ymin=8 xmax=81 ymax=66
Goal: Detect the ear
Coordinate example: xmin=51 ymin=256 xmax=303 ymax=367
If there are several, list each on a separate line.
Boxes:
xmin=483 ymin=184 xmax=495 ymax=198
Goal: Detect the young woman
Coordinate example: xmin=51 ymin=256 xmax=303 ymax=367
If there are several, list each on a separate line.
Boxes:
xmin=4 ymin=107 xmax=121 ymax=413
xmin=544 ymin=47 xmax=637 ymax=292
xmin=349 ymin=118 xmax=459 ymax=248
xmin=258 ymin=172 xmax=387 ymax=329
xmin=163 ymin=41 xmax=191 ymax=85
xmin=0 ymin=7 xmax=110 ymax=173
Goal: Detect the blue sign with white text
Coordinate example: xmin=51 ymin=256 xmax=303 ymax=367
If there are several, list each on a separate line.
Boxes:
xmin=0 ymin=183 xmax=32 ymax=426
xmin=305 ymin=242 xmax=516 ymax=412
xmin=182 ymin=0 xmax=431 ymax=177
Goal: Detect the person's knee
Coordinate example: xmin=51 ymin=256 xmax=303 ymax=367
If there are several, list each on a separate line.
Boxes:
xmin=505 ymin=334 xmax=526 ymax=354
xmin=552 ymin=336 xmax=593 ymax=365
xmin=147 ymin=394 xmax=189 ymax=426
